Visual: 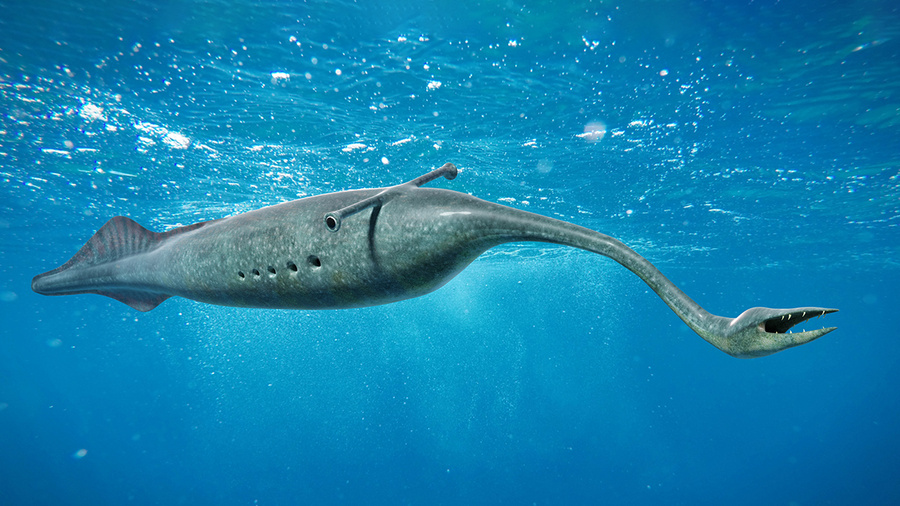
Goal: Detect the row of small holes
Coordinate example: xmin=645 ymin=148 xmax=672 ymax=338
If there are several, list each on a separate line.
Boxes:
xmin=238 ymin=256 xmax=321 ymax=280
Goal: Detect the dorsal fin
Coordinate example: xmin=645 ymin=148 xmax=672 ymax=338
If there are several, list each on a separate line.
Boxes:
xmin=47 ymin=216 xmax=212 ymax=274
xmin=61 ymin=216 xmax=160 ymax=269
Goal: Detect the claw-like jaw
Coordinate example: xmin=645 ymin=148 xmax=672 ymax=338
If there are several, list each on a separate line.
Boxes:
xmin=714 ymin=307 xmax=838 ymax=358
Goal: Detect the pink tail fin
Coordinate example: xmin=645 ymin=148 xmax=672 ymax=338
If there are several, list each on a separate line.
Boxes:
xmin=32 ymin=216 xmax=212 ymax=311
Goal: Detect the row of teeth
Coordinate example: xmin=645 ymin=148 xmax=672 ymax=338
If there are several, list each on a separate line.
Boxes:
xmin=780 ymin=310 xmax=830 ymax=333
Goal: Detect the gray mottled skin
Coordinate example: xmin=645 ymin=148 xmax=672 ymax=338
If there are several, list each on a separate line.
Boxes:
xmin=33 ymin=163 xmax=837 ymax=358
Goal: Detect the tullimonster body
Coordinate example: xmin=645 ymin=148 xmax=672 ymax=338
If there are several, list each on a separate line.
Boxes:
xmin=32 ymin=163 xmax=837 ymax=358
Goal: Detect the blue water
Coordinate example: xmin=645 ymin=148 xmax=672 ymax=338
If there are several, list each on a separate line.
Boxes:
xmin=2 ymin=0 xmax=898 ymax=504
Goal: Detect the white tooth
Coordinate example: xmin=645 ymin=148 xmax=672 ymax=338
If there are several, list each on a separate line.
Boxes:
xmin=802 ymin=312 xmax=806 ymax=318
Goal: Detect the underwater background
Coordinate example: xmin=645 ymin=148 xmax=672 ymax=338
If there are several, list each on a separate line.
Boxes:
xmin=1 ymin=0 xmax=898 ymax=504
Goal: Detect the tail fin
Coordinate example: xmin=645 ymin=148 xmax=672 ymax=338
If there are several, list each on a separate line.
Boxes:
xmin=32 ymin=216 xmax=211 ymax=311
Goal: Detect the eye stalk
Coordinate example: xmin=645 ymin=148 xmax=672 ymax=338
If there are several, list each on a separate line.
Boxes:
xmin=324 ymin=163 xmax=458 ymax=232
xmin=324 ymin=214 xmax=340 ymax=231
